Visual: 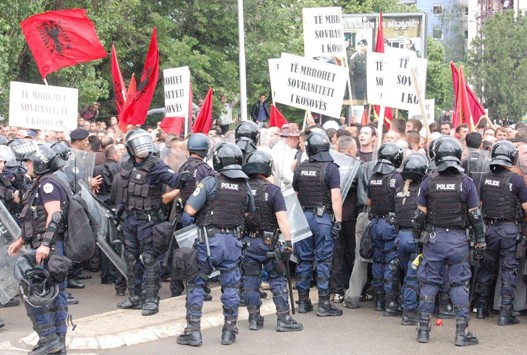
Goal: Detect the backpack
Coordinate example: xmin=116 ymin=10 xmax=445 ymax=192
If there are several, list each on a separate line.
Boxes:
xmin=47 ymin=174 xmax=97 ymax=263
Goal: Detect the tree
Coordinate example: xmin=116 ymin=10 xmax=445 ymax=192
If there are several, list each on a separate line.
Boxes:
xmin=426 ymin=36 xmax=452 ymax=116
xmin=466 ymin=11 xmax=527 ymax=121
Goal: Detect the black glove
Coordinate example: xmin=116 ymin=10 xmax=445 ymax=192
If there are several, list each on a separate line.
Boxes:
xmin=332 ymin=222 xmax=342 ymax=239
xmin=516 ymin=237 xmax=527 ymax=259
xmin=284 ymin=240 xmax=292 ymax=249
xmin=179 ymin=170 xmax=191 ymax=186
xmin=281 ymin=247 xmax=293 ymax=262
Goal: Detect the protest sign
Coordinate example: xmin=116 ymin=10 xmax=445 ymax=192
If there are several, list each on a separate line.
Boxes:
xmin=366 ymin=52 xmax=386 ymax=106
xmin=409 ymin=99 xmax=435 ymax=122
xmin=303 ymin=7 xmax=346 ymax=58
xmin=9 ymin=81 xmax=77 ymax=132
xmin=163 ymin=66 xmax=190 ymax=118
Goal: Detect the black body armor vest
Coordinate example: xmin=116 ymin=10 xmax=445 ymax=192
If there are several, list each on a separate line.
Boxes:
xmin=427 ymin=172 xmax=468 ymax=229
xmin=179 ymin=158 xmax=207 ymax=203
xmin=245 ymin=178 xmax=278 ymax=233
xmin=296 ymin=161 xmax=332 ymax=212
xmin=394 ymin=181 xmax=420 ymax=228
xmin=369 ymin=171 xmax=397 ymax=216
xmin=480 ymin=170 xmax=521 ymax=221
xmin=195 ymin=173 xmax=247 ymax=228
xmin=119 ymin=155 xmax=162 ymax=211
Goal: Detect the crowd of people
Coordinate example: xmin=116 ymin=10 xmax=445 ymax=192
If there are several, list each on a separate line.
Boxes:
xmin=1 ymin=110 xmax=527 ymax=352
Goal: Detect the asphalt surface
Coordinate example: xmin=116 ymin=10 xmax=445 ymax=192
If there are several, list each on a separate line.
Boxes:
xmin=1 ymin=271 xmax=527 ymax=354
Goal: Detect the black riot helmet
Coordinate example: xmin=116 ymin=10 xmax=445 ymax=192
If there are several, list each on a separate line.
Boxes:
xmin=490 ymin=140 xmax=517 ymax=168
xmin=434 ymin=136 xmax=463 ymax=172
xmin=401 ymin=153 xmax=429 ymax=181
xmin=212 ymin=142 xmax=248 ymax=179
xmin=377 ymin=143 xmax=404 ymax=168
xmin=187 ymin=133 xmax=210 ymax=158
xmin=19 ymin=267 xmax=59 ymax=308
xmin=305 ymin=131 xmax=330 ymax=157
xmin=50 ymin=141 xmax=72 ymax=171
xmin=26 ymin=144 xmax=58 ymax=175
xmin=235 ymin=121 xmax=260 ymax=144
xmin=243 ymin=150 xmax=273 ymax=177
xmin=125 ymin=129 xmax=154 ymax=158
xmin=7 ymin=139 xmax=38 ymax=161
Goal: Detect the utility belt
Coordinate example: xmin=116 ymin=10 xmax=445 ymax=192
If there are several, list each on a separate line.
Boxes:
xmin=126 ymin=209 xmax=164 ymax=221
xmin=485 ymin=218 xmax=518 ymax=225
xmin=420 ymin=225 xmax=467 ymax=245
xmin=303 ymin=206 xmax=333 ymax=218
xmin=246 ymin=229 xmax=279 ymax=246
xmin=201 ymin=226 xmax=240 ymax=238
xmin=369 ymin=212 xmax=391 ymax=220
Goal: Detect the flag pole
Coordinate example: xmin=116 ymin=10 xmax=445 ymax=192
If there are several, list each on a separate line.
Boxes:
xmin=410 ymin=67 xmax=430 ymax=138
xmin=43 ymin=78 xmax=48 ymax=86
xmin=237 ymin=0 xmax=248 ymax=121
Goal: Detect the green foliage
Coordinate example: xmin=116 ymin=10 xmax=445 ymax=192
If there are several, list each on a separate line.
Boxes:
xmin=425 ymin=36 xmax=452 ymax=115
xmin=466 ymin=12 xmax=527 ymax=121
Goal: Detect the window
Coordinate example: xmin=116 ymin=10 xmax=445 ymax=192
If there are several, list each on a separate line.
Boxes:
xmin=433 ymin=5 xmax=443 ymax=15
xmin=433 ymin=27 xmax=443 ymax=39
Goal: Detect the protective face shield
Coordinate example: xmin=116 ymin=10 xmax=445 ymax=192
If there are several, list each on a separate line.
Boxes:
xmin=18 ymin=267 xmax=59 ymax=307
xmin=187 ymin=133 xmax=210 ymax=158
xmin=26 ymin=145 xmax=57 ymax=175
xmin=0 ymin=145 xmax=15 ymax=164
xmin=8 ymin=139 xmax=38 ymax=161
xmin=490 ymin=140 xmax=518 ymax=168
xmin=242 ymin=150 xmax=273 ymax=177
xmin=125 ymin=129 xmax=154 ymax=158
xmin=401 ymin=153 xmax=429 ymax=181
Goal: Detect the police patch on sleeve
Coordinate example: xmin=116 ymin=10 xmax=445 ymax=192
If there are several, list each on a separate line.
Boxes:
xmin=193 ymin=183 xmax=203 ymax=196
xmin=43 ymin=183 xmax=54 ymax=194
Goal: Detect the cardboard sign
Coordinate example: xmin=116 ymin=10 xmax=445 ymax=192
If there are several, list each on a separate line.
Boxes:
xmin=268 ymin=58 xmax=280 ymax=102
xmin=303 ymin=7 xmax=346 ymax=58
xmin=275 ymin=53 xmax=348 ymax=118
xmin=9 ymin=81 xmax=78 ymax=132
xmin=409 ymin=98 xmax=435 ymax=122
xmin=366 ymin=52 xmax=386 ymax=106
xmin=163 ymin=66 xmax=190 ymax=118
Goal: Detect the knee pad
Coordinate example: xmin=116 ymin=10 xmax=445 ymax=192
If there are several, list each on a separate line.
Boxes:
xmin=142 ymin=253 xmax=156 ymax=268
xmin=316 ymin=273 xmax=329 ymax=285
xmin=124 ymin=252 xmax=136 ymax=267
xmin=388 ymin=258 xmax=401 ymax=272
xmin=242 ymin=261 xmax=262 ymax=277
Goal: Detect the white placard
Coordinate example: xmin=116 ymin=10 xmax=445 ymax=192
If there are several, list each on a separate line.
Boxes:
xmin=366 ymin=52 xmax=386 ymax=106
xmin=163 ymin=66 xmax=190 ymax=118
xmin=381 ymin=48 xmax=427 ymax=111
xmin=268 ymin=58 xmax=280 ymax=102
xmin=275 ymin=53 xmax=348 ymax=118
xmin=303 ymin=7 xmax=346 ymax=58
xmin=9 ymin=81 xmax=78 ymax=132
xmin=408 ymin=98 xmax=435 ymax=122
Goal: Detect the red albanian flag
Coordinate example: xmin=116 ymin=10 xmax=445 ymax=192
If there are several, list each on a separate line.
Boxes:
xmin=269 ymin=104 xmax=288 ymax=128
xmin=20 ymin=9 xmax=107 ymax=79
xmin=119 ymin=28 xmax=159 ymax=128
xmin=111 ymin=44 xmax=126 ymax=114
xmin=192 ymin=88 xmax=213 ymax=134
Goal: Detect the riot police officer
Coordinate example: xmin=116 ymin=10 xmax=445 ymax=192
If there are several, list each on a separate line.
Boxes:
xmin=177 ymin=142 xmax=254 ymax=346
xmin=235 ymin=121 xmax=259 ymax=157
xmin=292 ymin=131 xmax=343 ymax=317
xmin=0 ymin=145 xmax=21 ymax=216
xmin=413 ymin=136 xmax=482 ymax=346
xmin=394 ymin=153 xmax=428 ymax=325
xmin=115 ymin=129 xmax=190 ymax=316
xmin=241 ymin=150 xmax=302 ymax=332
xmin=368 ymin=143 xmax=404 ymax=315
xmin=475 ymin=140 xmax=527 ymax=325
xmin=8 ymin=145 xmax=70 ymax=354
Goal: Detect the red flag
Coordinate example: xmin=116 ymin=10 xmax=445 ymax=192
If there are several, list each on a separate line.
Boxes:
xmin=160 ymin=117 xmax=184 ymax=136
xmin=111 ymin=44 xmax=126 ymax=113
xmin=119 ymin=28 xmax=159 ymax=128
xmin=451 ymin=63 xmax=474 ymax=131
xmin=361 ymin=108 xmax=369 ymax=126
xmin=127 ymin=73 xmax=137 ymax=100
xmin=20 ymin=9 xmax=107 ymax=79
xmin=450 ymin=62 xmax=485 ymax=127
xmin=192 ymin=88 xmax=213 ymax=134
xmin=373 ymin=13 xmax=393 ymax=129
xmin=269 ymin=105 xmax=288 ymax=128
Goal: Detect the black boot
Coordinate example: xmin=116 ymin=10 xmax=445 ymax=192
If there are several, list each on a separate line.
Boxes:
xmin=142 ymin=259 xmax=160 ymax=316
xmin=455 ymin=318 xmax=479 ymax=346
xmin=497 ymin=296 xmax=520 ymax=326
xmin=401 ymin=309 xmax=418 ymax=326
xmin=0 ymin=319 xmax=4 ymax=328
xmin=317 ymin=294 xmax=343 ymax=317
xmin=383 ymin=294 xmax=401 ymax=317
xmin=436 ymin=292 xmax=455 ymax=319
xmin=52 ymin=334 xmax=67 ymax=354
xmin=475 ymin=297 xmax=489 ymax=320
xmin=29 ymin=334 xmax=62 ymax=355
xmin=177 ymin=320 xmax=203 ymax=347
xmin=276 ymin=311 xmax=303 ymax=332
xmin=247 ymin=305 xmax=264 ymax=330
xmin=117 ymin=294 xmax=142 ymax=310
xmin=221 ymin=317 xmax=238 ymax=345
xmin=374 ymin=291 xmax=385 ymax=312
xmin=417 ymin=313 xmax=431 ymax=343
xmin=297 ymin=291 xmax=313 ymax=314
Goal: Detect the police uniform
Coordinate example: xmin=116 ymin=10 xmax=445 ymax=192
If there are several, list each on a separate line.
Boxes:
xmin=475 ymin=168 xmax=527 ymax=324
xmin=293 ymin=158 xmax=341 ymax=312
xmin=181 ymin=171 xmax=254 ymax=345
xmin=368 ymin=169 xmax=403 ymax=314
xmin=116 ymin=153 xmax=187 ymax=315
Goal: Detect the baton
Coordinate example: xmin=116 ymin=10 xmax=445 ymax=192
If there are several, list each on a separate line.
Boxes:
xmin=286 ymin=260 xmax=295 ymax=314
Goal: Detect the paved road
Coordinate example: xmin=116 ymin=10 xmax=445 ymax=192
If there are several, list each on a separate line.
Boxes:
xmin=1 ymin=271 xmax=527 ymax=354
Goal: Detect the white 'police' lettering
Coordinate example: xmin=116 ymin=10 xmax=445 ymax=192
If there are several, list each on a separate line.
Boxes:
xmin=301 ymin=170 xmax=317 ymax=176
xmin=370 ymin=180 xmax=383 ymax=185
xmin=484 ymin=179 xmax=499 ymax=187
xmin=221 ymin=183 xmax=239 ymax=190
xmin=396 ymin=191 xmax=410 ymax=198
xmin=436 ymin=183 xmax=456 ymax=190
xmin=251 ymin=189 xmax=257 ymax=196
